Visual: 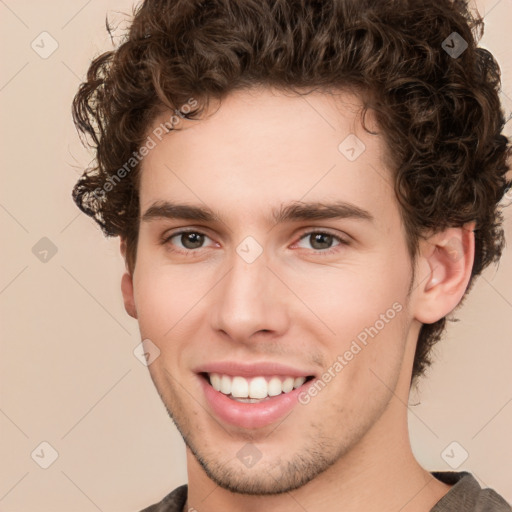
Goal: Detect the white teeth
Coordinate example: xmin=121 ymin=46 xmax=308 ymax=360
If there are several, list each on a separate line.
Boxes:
xmin=210 ymin=373 xmax=221 ymax=391
xmin=267 ymin=376 xmax=283 ymax=397
xmin=282 ymin=377 xmax=294 ymax=393
xmin=207 ymin=373 xmax=308 ymax=399
xmin=220 ymin=374 xmax=231 ymax=395
xmin=294 ymin=376 xmax=306 ymax=389
xmin=231 ymin=376 xmax=249 ymax=398
xmin=249 ymin=376 xmax=268 ymax=399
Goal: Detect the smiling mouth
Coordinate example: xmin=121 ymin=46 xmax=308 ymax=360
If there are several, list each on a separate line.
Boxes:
xmin=199 ymin=372 xmax=315 ymax=402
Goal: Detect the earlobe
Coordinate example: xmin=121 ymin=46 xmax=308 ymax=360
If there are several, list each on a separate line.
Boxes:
xmin=121 ymin=271 xmax=138 ymax=319
xmin=414 ymin=222 xmax=475 ymax=324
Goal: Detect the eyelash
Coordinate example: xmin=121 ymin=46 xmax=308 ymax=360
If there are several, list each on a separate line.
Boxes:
xmin=160 ymin=228 xmax=349 ymax=257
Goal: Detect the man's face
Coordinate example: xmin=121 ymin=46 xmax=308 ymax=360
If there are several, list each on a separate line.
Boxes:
xmin=128 ymin=87 xmax=418 ymax=494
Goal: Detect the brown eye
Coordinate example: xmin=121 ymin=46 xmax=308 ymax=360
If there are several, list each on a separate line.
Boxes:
xmin=294 ymin=230 xmax=348 ymax=256
xmin=179 ymin=232 xmax=205 ymax=249
xmin=309 ymin=232 xmax=335 ymax=250
xmin=162 ymin=230 xmax=214 ymax=253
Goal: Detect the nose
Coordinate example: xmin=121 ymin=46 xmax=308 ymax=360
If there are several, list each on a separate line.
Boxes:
xmin=210 ymin=246 xmax=290 ymax=345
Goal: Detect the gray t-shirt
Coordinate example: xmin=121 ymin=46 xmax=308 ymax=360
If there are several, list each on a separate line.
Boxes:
xmin=140 ymin=472 xmax=512 ymax=512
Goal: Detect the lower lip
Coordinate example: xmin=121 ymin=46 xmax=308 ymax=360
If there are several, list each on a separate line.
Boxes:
xmin=199 ymin=375 xmax=312 ymax=429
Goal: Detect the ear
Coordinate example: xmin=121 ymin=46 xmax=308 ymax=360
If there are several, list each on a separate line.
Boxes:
xmin=120 ymin=238 xmax=138 ymax=319
xmin=412 ymin=222 xmax=475 ymax=324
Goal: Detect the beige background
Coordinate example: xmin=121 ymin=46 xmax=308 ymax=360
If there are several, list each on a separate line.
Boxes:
xmin=0 ymin=1 xmax=511 ymax=511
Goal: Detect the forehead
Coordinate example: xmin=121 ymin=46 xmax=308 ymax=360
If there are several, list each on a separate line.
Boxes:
xmin=138 ymin=87 xmax=397 ymax=231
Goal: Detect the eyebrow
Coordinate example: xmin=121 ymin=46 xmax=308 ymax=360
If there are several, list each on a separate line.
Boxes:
xmin=141 ymin=200 xmax=374 ymax=226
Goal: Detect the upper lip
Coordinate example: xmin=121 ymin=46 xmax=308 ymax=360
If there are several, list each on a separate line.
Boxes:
xmin=193 ymin=361 xmax=316 ymax=378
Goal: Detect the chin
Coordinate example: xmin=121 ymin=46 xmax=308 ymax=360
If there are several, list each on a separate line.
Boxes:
xmin=183 ymin=428 xmax=345 ymax=496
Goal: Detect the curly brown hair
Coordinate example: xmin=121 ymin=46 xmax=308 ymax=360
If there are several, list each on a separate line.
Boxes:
xmin=72 ymin=0 xmax=511 ymax=382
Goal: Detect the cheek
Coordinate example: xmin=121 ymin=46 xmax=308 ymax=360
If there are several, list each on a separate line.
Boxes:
xmin=132 ymin=263 xmax=225 ymax=370
xmin=133 ymin=265 xmax=185 ymax=338
xmin=292 ymin=252 xmax=410 ymax=381
xmin=291 ymin=255 xmax=409 ymax=335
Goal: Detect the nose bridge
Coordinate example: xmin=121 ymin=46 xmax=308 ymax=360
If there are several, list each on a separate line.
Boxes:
xmin=227 ymin=251 xmax=266 ymax=302
xmin=211 ymin=237 xmax=288 ymax=340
